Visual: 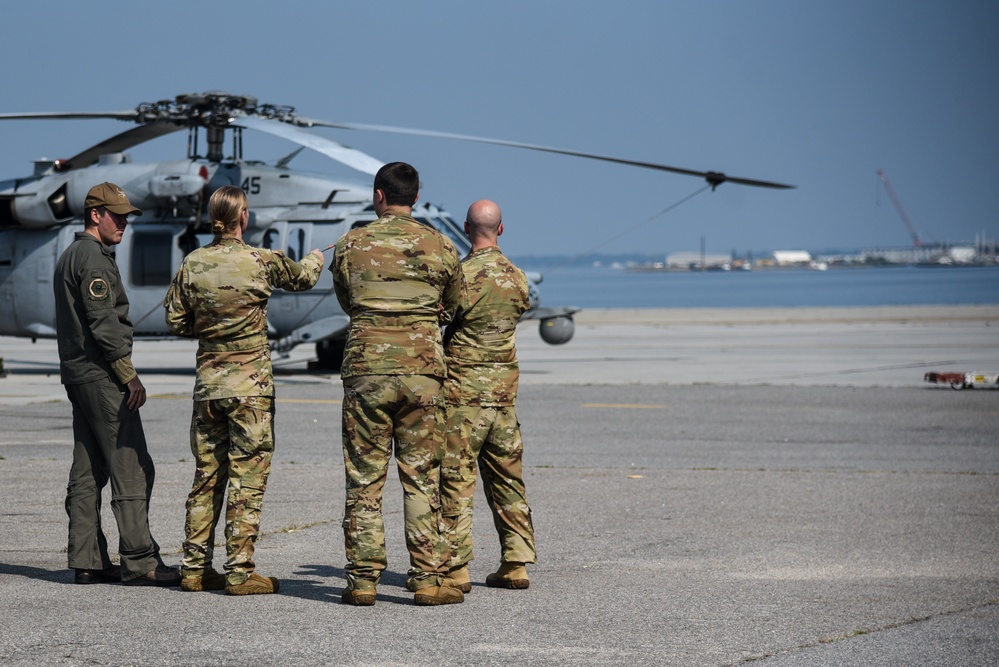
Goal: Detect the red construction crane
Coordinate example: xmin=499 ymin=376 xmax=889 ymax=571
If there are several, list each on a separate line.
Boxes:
xmin=876 ymin=169 xmax=923 ymax=247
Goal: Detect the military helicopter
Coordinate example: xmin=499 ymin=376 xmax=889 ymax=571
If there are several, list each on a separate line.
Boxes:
xmin=0 ymin=92 xmax=793 ymax=368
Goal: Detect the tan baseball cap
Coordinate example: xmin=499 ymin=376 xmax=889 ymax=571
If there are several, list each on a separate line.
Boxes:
xmin=85 ymin=182 xmax=142 ymax=216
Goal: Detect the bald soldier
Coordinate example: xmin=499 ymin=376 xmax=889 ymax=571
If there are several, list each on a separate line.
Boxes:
xmin=440 ymin=199 xmax=537 ymax=591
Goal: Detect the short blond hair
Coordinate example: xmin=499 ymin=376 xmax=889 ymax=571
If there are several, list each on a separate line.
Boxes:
xmin=208 ymin=185 xmax=247 ymax=233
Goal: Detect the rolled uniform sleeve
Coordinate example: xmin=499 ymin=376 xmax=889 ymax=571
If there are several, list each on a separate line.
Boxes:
xmin=109 ymin=356 xmax=137 ymax=384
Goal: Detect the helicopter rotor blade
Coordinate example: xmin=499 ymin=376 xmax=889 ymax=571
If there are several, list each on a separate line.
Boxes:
xmin=0 ymin=109 xmax=177 ymax=172
xmin=293 ymin=117 xmax=796 ymax=190
xmin=0 ymin=110 xmax=140 ymax=122
xmin=235 ymin=116 xmax=385 ymax=176
xmin=60 ymin=121 xmax=186 ymax=171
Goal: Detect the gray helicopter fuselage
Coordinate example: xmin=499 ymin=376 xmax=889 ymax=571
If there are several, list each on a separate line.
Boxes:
xmin=0 ymin=157 xmax=567 ymax=354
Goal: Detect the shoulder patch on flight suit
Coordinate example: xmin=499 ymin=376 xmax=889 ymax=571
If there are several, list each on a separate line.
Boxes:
xmin=87 ymin=277 xmax=110 ymax=300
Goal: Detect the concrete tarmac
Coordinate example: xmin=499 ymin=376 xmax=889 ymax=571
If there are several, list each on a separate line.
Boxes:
xmin=0 ymin=306 xmax=997 ymax=666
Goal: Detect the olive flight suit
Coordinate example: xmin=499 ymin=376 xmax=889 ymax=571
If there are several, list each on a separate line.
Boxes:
xmin=54 ymin=231 xmax=162 ymax=582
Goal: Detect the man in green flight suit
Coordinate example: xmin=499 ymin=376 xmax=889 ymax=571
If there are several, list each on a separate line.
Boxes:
xmin=441 ymin=199 xmax=537 ymax=592
xmin=54 ymin=182 xmax=181 ymax=586
xmin=331 ymin=161 xmax=466 ymax=606
xmin=164 ymin=185 xmax=324 ymax=595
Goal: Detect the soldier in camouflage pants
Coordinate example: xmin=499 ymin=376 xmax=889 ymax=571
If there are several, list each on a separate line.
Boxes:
xmin=340 ymin=375 xmax=448 ymax=585
xmin=165 ymin=185 xmax=324 ymax=594
xmin=185 ymin=395 xmax=274 ymax=586
xmin=441 ymin=199 xmax=537 ymax=591
xmin=332 ymin=162 xmax=466 ymax=606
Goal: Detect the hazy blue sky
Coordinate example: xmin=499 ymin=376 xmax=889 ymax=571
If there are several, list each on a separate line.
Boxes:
xmin=2 ymin=1 xmax=996 ymax=259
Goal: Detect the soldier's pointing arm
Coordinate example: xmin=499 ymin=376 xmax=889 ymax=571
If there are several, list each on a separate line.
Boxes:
xmin=267 ymin=248 xmax=325 ymax=291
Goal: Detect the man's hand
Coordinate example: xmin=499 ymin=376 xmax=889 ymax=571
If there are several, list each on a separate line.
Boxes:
xmin=126 ymin=376 xmax=147 ymax=411
xmin=310 ymin=248 xmax=326 ymax=266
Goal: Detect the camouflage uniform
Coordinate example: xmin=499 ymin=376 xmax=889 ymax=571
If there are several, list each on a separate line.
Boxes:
xmin=441 ymin=246 xmax=537 ymax=569
xmin=164 ymin=232 xmax=322 ymax=585
xmin=332 ymin=208 xmax=464 ymax=591
xmin=54 ymin=231 xmax=163 ymax=582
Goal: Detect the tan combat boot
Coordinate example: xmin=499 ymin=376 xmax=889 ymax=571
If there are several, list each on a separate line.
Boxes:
xmin=341 ymin=586 xmax=377 ymax=606
xmin=225 ymin=572 xmax=280 ymax=596
xmin=413 ymin=581 xmax=465 ymax=606
xmin=181 ymin=568 xmax=226 ymax=592
xmin=485 ymin=562 xmax=529 ymax=589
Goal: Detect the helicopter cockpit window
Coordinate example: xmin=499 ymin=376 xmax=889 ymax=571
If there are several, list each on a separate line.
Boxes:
xmin=286 ymin=228 xmax=307 ymax=262
xmin=131 ymin=232 xmax=173 ymax=286
xmin=415 ymin=215 xmax=471 ymax=255
xmin=438 ymin=213 xmax=471 ymax=254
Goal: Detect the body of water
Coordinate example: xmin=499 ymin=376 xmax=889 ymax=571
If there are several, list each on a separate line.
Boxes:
xmin=531 ymin=265 xmax=999 ymax=309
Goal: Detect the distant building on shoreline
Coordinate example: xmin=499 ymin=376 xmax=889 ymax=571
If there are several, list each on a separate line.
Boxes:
xmin=771 ymin=250 xmax=812 ymax=266
xmin=665 ymin=251 xmax=734 ymax=270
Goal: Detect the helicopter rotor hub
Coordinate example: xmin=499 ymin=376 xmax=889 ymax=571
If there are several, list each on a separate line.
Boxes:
xmin=134 ymin=92 xmax=296 ymax=128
